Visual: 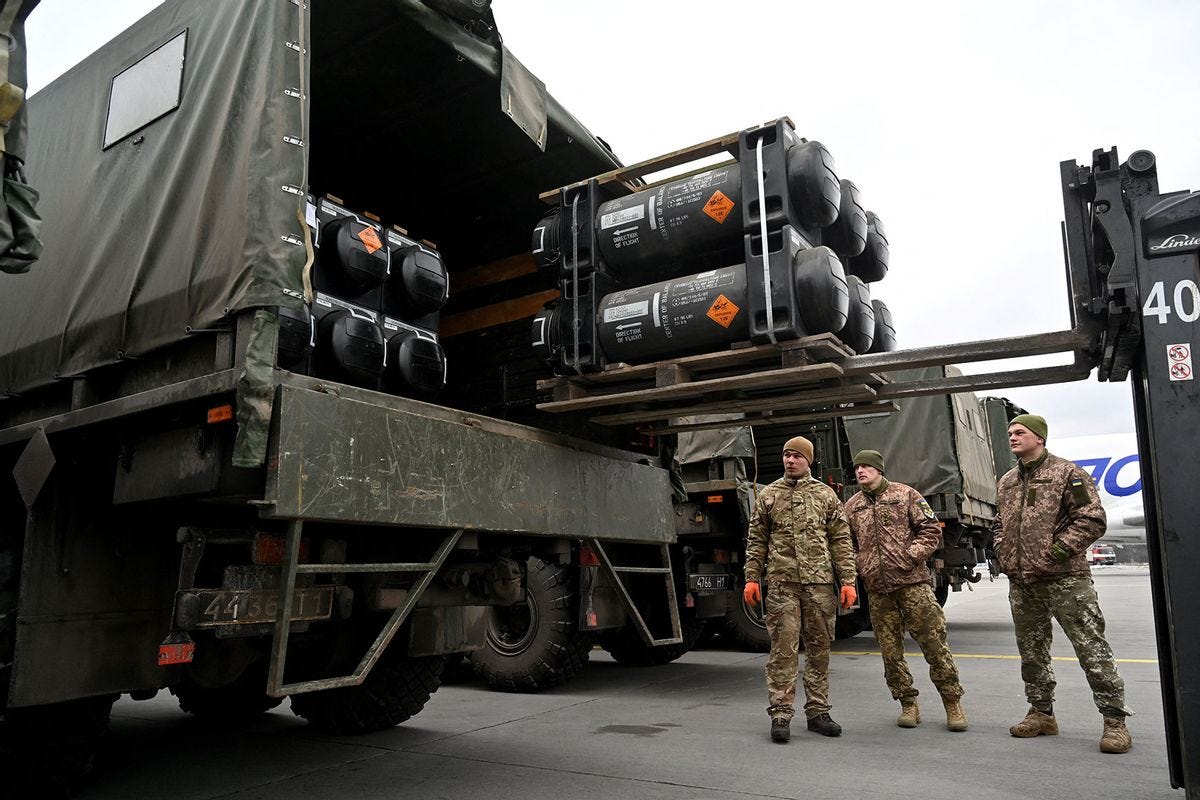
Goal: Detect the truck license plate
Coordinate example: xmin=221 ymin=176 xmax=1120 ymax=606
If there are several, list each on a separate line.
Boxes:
xmin=688 ymin=573 xmax=730 ymax=591
xmin=193 ymin=587 xmax=333 ymax=627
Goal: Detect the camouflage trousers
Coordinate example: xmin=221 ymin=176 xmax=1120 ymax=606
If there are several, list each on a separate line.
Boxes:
xmin=1009 ymin=575 xmax=1129 ymax=716
xmin=868 ymin=582 xmax=963 ymax=702
xmin=764 ymin=581 xmax=837 ymax=721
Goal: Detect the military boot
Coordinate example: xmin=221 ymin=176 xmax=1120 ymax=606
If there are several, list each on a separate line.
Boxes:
xmin=1099 ymin=716 xmax=1132 ymax=754
xmin=897 ymin=701 xmax=921 ymax=728
xmin=1009 ymin=707 xmax=1058 ymax=738
xmin=942 ymin=697 xmax=968 ymax=732
xmin=807 ymin=713 xmax=842 ymax=737
xmin=770 ymin=717 xmax=791 ymax=743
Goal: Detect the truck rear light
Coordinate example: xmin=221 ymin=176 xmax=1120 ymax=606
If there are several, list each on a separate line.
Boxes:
xmin=253 ymin=533 xmax=310 ymax=565
xmin=157 ymin=633 xmax=195 ymax=666
xmin=705 ymin=494 xmax=724 ymax=504
xmin=207 ymin=403 xmax=234 ymax=424
xmin=578 ymin=542 xmax=600 ymax=567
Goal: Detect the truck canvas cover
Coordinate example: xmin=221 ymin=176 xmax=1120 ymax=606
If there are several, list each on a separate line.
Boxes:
xmin=843 ymin=366 xmax=998 ymax=525
xmin=2 ymin=0 xmax=619 ymax=459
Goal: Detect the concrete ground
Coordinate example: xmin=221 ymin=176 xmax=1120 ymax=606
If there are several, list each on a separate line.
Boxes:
xmin=81 ymin=567 xmax=1180 ymax=800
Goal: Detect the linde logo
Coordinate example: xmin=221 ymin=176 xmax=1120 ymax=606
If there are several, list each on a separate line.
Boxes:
xmin=1149 ymin=233 xmax=1200 ymax=251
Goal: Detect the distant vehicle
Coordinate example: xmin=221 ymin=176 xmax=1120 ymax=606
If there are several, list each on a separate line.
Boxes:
xmin=1052 ymin=433 xmax=1145 ymax=544
xmin=1087 ymin=544 xmax=1117 ymax=566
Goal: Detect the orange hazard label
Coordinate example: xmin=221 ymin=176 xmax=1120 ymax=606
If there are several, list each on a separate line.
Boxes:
xmin=706 ymin=294 xmax=740 ymax=328
xmin=702 ymin=190 xmax=735 ymax=224
xmin=356 ymin=226 xmax=383 ymax=254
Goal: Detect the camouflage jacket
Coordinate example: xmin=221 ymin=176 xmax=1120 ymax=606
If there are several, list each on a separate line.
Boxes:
xmin=744 ymin=474 xmax=856 ymax=586
xmin=994 ymin=451 xmax=1106 ymax=584
xmin=844 ymin=480 xmax=943 ymax=594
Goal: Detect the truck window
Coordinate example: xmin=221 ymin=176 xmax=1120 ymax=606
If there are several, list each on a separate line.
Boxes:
xmin=103 ymin=29 xmax=187 ymax=149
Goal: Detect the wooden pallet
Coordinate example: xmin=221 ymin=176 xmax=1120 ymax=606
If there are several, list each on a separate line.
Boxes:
xmin=536 ymin=333 xmax=890 ymax=431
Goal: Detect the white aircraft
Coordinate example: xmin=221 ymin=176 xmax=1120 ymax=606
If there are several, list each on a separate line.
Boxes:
xmin=1052 ymin=433 xmax=1145 ymax=544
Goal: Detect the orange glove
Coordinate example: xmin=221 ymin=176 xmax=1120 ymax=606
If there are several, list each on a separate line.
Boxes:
xmin=743 ymin=581 xmax=762 ymax=605
xmin=839 ymin=584 xmax=858 ymax=609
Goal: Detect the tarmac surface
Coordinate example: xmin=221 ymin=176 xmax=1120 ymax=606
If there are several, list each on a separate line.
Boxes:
xmin=81 ymin=566 xmax=1179 ymax=800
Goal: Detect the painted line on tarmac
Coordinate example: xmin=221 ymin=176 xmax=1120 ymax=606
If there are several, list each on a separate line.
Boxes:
xmin=833 ymin=651 xmax=1157 ymax=664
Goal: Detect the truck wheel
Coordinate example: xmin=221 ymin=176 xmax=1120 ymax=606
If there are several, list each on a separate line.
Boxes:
xmin=1 ymin=694 xmax=117 ymax=799
xmin=600 ymin=606 xmax=703 ymax=667
xmin=170 ymin=662 xmax=283 ymax=723
xmin=469 ymin=556 xmax=591 ymax=692
xmin=289 ymin=653 xmax=445 ymax=735
xmin=722 ymin=582 xmax=771 ymax=652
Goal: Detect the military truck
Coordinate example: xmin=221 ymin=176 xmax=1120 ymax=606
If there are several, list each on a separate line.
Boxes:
xmin=0 ymin=1 xmax=705 ymax=793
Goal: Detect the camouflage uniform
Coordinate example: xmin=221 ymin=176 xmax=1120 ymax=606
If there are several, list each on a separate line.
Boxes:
xmin=995 ymin=451 xmax=1130 ymax=717
xmin=845 ymin=480 xmax=963 ymax=702
xmin=745 ymin=474 xmax=855 ymax=721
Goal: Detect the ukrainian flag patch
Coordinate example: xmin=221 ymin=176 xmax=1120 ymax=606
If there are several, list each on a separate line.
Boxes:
xmin=1070 ymin=477 xmax=1090 ymax=506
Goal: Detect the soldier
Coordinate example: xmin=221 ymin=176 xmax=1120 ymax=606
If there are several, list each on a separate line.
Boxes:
xmin=743 ymin=435 xmax=857 ymax=743
xmin=844 ymin=450 xmax=968 ymax=732
xmin=994 ymin=413 xmax=1132 ymax=754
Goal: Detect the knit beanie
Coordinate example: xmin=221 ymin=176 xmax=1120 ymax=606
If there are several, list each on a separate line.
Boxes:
xmin=1009 ymin=413 xmax=1048 ymax=441
xmin=852 ymin=449 xmax=885 ymax=473
xmin=782 ymin=436 xmax=814 ymax=464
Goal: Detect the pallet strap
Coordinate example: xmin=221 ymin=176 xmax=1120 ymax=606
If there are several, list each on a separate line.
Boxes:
xmin=755 ymin=137 xmax=777 ymax=344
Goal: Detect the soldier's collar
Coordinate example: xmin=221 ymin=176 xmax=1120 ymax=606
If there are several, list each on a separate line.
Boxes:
xmin=1018 ymin=450 xmax=1049 ymax=476
xmin=863 ymin=477 xmax=890 ymax=498
xmin=783 ymin=473 xmax=812 ymax=487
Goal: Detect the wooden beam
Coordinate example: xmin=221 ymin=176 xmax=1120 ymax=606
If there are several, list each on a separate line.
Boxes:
xmin=440 ymin=290 xmax=559 ymax=338
xmin=451 ymin=253 xmax=538 ymax=293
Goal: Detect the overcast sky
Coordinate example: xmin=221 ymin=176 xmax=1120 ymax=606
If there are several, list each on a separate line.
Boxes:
xmin=26 ymin=0 xmax=1200 ymax=439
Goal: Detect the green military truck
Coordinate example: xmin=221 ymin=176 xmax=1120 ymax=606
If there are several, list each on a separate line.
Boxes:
xmin=0 ymin=1 xmax=697 ymax=793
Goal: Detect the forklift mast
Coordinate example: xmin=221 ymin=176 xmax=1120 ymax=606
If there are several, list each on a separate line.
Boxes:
xmin=1062 ymin=147 xmax=1200 ymax=795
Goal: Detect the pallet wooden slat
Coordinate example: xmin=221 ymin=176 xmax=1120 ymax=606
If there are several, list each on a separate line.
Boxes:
xmin=535 ymin=333 xmax=858 ymax=392
xmin=538 ymin=117 xmax=797 ymax=204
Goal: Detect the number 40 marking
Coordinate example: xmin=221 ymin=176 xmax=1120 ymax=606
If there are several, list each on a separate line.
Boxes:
xmin=1142 ymin=279 xmax=1200 ymax=324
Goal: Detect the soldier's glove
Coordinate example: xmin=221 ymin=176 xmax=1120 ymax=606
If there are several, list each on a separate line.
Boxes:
xmin=839 ymin=584 xmax=858 ymax=609
xmin=743 ymin=581 xmax=762 ymax=605
xmin=1049 ymin=542 xmax=1072 ymax=562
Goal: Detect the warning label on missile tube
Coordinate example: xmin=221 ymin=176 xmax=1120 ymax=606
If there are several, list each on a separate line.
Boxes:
xmin=357 ymin=226 xmax=383 ymax=254
xmin=706 ymin=294 xmax=739 ymax=328
xmin=703 ymin=190 xmax=735 ymax=224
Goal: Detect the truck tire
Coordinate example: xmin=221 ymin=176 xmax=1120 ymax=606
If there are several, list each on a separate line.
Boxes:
xmin=289 ymin=653 xmax=445 ymax=735
xmin=722 ymin=581 xmax=771 ymax=652
xmin=1 ymin=694 xmax=117 ymax=799
xmin=170 ymin=662 xmax=283 ymax=723
xmin=599 ymin=606 xmax=703 ymax=667
xmin=469 ymin=556 xmax=591 ymax=692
